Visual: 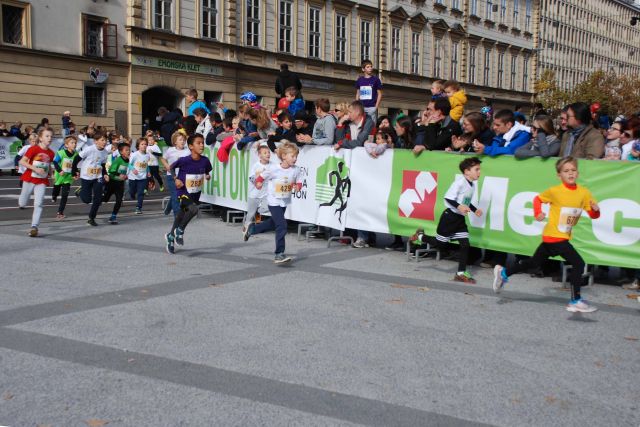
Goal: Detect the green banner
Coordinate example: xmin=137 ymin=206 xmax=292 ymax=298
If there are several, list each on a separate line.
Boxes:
xmin=387 ymin=151 xmax=640 ymax=269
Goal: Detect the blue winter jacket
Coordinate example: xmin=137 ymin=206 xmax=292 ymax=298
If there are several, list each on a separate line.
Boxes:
xmin=483 ymin=128 xmax=531 ymax=157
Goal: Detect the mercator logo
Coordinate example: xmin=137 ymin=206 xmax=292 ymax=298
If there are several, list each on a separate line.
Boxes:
xmin=316 ymin=156 xmax=351 ymax=223
xmin=398 ymin=170 xmax=438 ymax=220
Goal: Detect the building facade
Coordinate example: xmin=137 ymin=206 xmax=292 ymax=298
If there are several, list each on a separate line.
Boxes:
xmin=537 ymin=0 xmax=640 ymax=90
xmin=0 ymin=0 xmax=538 ymax=136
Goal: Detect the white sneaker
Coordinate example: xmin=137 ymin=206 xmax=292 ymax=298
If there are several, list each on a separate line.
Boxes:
xmin=622 ymin=279 xmax=639 ymax=290
xmin=352 ymin=238 xmax=368 ymax=248
xmin=566 ymin=299 xmax=598 ymax=313
xmin=492 ymin=265 xmax=507 ymax=293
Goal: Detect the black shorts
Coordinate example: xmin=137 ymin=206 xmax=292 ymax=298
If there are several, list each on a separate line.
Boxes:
xmin=435 ymin=209 xmax=469 ymax=242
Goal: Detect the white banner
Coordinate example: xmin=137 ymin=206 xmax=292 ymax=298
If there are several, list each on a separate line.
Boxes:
xmin=0 ymin=136 xmax=92 ymax=169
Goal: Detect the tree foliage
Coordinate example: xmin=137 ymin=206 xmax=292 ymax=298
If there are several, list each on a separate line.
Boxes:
xmin=534 ymin=69 xmax=640 ymax=118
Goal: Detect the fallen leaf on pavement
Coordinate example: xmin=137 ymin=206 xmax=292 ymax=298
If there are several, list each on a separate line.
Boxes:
xmin=626 ymin=293 xmax=639 ymax=299
xmin=140 ymin=289 xmax=149 ymax=294
xmin=37 ymin=424 xmax=52 ymax=427
xmin=544 ymin=395 xmax=557 ymax=404
xmin=127 ymin=358 xmax=136 ymax=363
xmin=391 ymin=284 xmax=413 ymax=289
xmin=208 ymin=284 xmax=223 ymax=288
xmin=624 ymin=336 xmax=639 ymax=341
xmin=417 ymin=287 xmax=430 ymax=292
xmin=594 ymin=360 xmax=605 ymax=368
xmin=84 ymin=419 xmax=109 ymax=427
xmin=386 ymin=298 xmax=405 ymax=304
xmin=2 ymin=392 xmax=13 ymax=400
xmin=464 ymin=292 xmax=476 ymax=297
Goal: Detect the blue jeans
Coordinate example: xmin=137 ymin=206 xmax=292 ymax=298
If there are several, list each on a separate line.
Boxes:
xmin=253 ymin=205 xmax=287 ymax=254
xmin=80 ymin=178 xmax=104 ymax=220
xmin=128 ymin=179 xmax=147 ymax=209
xmin=165 ymin=174 xmax=179 ymax=216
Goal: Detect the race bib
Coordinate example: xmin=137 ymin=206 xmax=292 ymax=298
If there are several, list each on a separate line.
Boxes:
xmin=185 ymin=174 xmax=204 ymax=193
xmin=86 ymin=166 xmax=102 ymax=179
xmin=274 ymin=179 xmax=293 ymax=198
xmin=61 ymin=159 xmax=73 ymax=173
xmin=117 ymin=165 xmax=128 ymax=175
xmin=557 ymin=207 xmax=583 ymax=233
xmin=135 ymin=161 xmax=148 ymax=174
xmin=359 ymin=85 xmax=373 ymax=101
xmin=31 ymin=160 xmax=49 ymax=179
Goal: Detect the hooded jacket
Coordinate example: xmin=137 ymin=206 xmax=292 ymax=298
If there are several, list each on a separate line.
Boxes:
xmin=483 ymin=121 xmax=531 ymax=156
xmin=448 ymin=90 xmax=468 ymax=122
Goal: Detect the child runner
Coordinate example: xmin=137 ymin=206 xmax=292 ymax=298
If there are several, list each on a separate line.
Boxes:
xmin=242 ymin=142 xmax=271 ymax=240
xmin=72 ymin=131 xmax=109 ymax=226
xmin=244 ymin=142 xmax=302 ymax=264
xmin=161 ymin=130 xmax=191 ymax=216
xmin=164 ymin=133 xmax=212 ymax=254
xmin=128 ymin=137 xmax=150 ymax=215
xmin=18 ymin=128 xmax=55 ymax=237
xmin=16 ymin=133 xmax=38 ymax=185
xmin=410 ymin=157 xmax=484 ymax=283
xmin=51 ymin=135 xmax=79 ymax=220
xmin=146 ymin=134 xmax=164 ymax=191
xmin=103 ymin=143 xmax=130 ymax=224
xmin=492 ymin=156 xmax=601 ymax=313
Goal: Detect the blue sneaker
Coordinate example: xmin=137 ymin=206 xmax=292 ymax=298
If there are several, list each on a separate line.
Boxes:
xmin=165 ymin=232 xmax=175 ymax=254
xmin=566 ymin=298 xmax=597 ymax=313
xmin=493 ymin=265 xmax=508 ymax=293
xmin=173 ymin=227 xmax=184 ymax=246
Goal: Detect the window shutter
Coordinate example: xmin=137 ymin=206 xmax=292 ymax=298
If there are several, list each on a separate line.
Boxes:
xmin=103 ymin=23 xmax=118 ymax=58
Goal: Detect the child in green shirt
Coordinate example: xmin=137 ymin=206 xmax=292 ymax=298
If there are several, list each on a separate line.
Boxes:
xmin=52 ymin=135 xmax=79 ymax=220
xmin=103 ymin=143 xmax=130 ymax=224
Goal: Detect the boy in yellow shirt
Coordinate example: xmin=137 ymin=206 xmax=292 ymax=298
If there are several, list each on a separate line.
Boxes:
xmin=492 ymin=157 xmax=601 ymax=313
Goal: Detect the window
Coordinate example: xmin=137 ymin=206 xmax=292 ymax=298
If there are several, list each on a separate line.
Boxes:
xmin=1 ymin=3 xmax=26 ymax=45
xmin=451 ymin=0 xmax=460 ymax=9
xmin=523 ymin=56 xmax=529 ymax=91
xmin=510 ymin=55 xmax=517 ymax=90
xmin=246 ymin=0 xmax=260 ymax=47
xmin=513 ymin=0 xmax=519 ymax=26
xmin=154 ymin=0 xmax=172 ymax=31
xmin=360 ymin=19 xmax=371 ymax=62
xmin=335 ymin=14 xmax=347 ymax=63
xmin=468 ymin=46 xmax=477 ymax=84
xmin=497 ymin=52 xmax=504 ymax=88
xmin=433 ymin=37 xmax=442 ymax=77
xmin=450 ymin=41 xmax=459 ymax=80
xmin=525 ymin=0 xmax=532 ymax=30
xmin=391 ymin=26 xmax=401 ymax=71
xmin=471 ymin=0 xmax=478 ymax=16
xmin=411 ymin=31 xmax=420 ymax=74
xmin=83 ymin=83 xmax=106 ymax=116
xmin=202 ymin=0 xmax=218 ymax=39
xmin=279 ymin=0 xmax=292 ymax=53
xmin=308 ymin=7 xmax=321 ymax=59
xmin=500 ymin=0 xmax=506 ymax=20
xmin=83 ymin=16 xmax=117 ymax=58
xmin=485 ymin=0 xmax=493 ymax=19
xmin=483 ymin=48 xmax=491 ymax=85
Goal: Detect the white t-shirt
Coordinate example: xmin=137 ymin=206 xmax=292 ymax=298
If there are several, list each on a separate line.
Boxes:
xmin=621 ymin=140 xmax=635 ymax=160
xmin=444 ymin=175 xmax=476 ymax=216
xmin=262 ymin=163 xmax=300 ymax=207
xmin=147 ymin=143 xmax=161 ymax=167
xmin=128 ymin=151 xmax=150 ymax=180
xmin=163 ymin=147 xmax=191 ymax=176
xmin=17 ymin=145 xmax=31 ymax=174
xmin=79 ymin=145 xmax=108 ymax=181
xmin=248 ymin=160 xmax=270 ymax=199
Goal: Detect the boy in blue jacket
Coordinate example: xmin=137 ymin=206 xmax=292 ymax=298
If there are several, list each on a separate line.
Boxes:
xmin=473 ymin=109 xmax=531 ymax=157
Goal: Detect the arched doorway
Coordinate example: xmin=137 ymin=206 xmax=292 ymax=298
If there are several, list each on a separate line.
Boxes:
xmin=141 ymin=86 xmax=183 ymax=133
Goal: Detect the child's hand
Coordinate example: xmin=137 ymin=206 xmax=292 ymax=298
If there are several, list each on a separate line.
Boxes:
xmin=255 ymin=181 xmax=263 ymax=190
xmin=175 ymin=178 xmax=184 ymax=189
xmin=74 ymin=173 xmax=80 ymax=180
xmin=333 ymin=144 xmax=341 ymax=151
xmin=295 ymin=182 xmax=303 ymax=192
xmin=59 ymin=171 xmax=66 ymax=176
xmin=458 ymin=204 xmax=471 ymax=214
xmin=104 ymin=175 xmax=110 ymax=182
xmin=147 ymin=173 xmax=151 ymax=178
xmin=205 ymin=174 xmax=211 ymax=181
xmin=474 ymin=209 xmax=483 ymax=217
xmin=535 ymin=212 xmax=546 ymax=221
xmin=590 ymin=200 xmax=599 ymax=212
xmin=119 ymin=174 xmax=127 ymax=180
xmin=133 ymin=169 xmax=139 ymax=175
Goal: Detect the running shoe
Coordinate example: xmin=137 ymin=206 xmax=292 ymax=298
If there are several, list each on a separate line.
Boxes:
xmin=410 ymin=228 xmax=425 ymax=246
xmin=135 ymin=208 xmax=143 ymax=215
xmin=165 ymin=232 xmax=175 ymax=254
xmin=274 ymin=253 xmax=292 ymax=264
xmin=109 ymin=215 xmax=118 ymax=225
xmin=87 ymin=219 xmax=98 ymax=227
xmin=28 ymin=226 xmax=38 ymax=237
xmin=74 ymin=187 xmax=81 ymax=198
xmin=492 ymin=265 xmax=508 ymax=293
xmin=51 ymin=197 xmax=57 ymax=203
xmin=352 ymin=238 xmax=368 ymax=248
xmin=173 ymin=227 xmax=184 ymax=246
xmin=622 ymin=279 xmax=640 ymax=291
xmin=566 ymin=299 xmax=598 ymax=313
xmin=385 ymin=240 xmax=405 ymax=251
xmin=159 ymin=186 xmax=165 ymax=192
xmin=453 ymin=271 xmax=476 ymax=284
xmin=242 ymin=225 xmax=252 ymax=242
xmin=56 ymin=213 xmax=65 ymax=220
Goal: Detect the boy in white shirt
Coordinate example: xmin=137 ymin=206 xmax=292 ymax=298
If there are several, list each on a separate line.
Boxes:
xmin=242 ymin=142 xmax=271 ymax=239
xmin=244 ymin=142 xmax=302 ymax=264
xmin=128 ymin=137 xmax=151 ymax=214
xmin=146 ymin=134 xmax=164 ymax=191
xmin=72 ymin=132 xmax=109 ymax=226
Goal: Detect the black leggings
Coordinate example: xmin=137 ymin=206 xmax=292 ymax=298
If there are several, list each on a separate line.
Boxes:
xmin=506 ymin=240 xmax=584 ymax=301
xmin=149 ymin=166 xmax=163 ymax=188
xmin=171 ymin=196 xmax=199 ymax=233
xmin=426 ymin=236 xmax=470 ymax=273
xmin=53 ymin=183 xmax=70 ymax=214
xmin=103 ymin=180 xmax=124 ymax=216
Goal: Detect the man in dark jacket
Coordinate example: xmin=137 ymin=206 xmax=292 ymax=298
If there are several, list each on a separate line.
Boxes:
xmin=413 ymin=98 xmax=462 ymax=154
xmin=157 ymin=107 xmax=182 ymax=145
xmin=275 ymin=64 xmax=302 ymax=100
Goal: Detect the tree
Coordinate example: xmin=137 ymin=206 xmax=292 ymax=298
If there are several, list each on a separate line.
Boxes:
xmin=533 ymin=69 xmax=570 ymax=115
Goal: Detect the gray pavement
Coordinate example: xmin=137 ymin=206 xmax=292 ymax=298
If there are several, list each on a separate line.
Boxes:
xmin=0 ymin=203 xmax=639 ymax=426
